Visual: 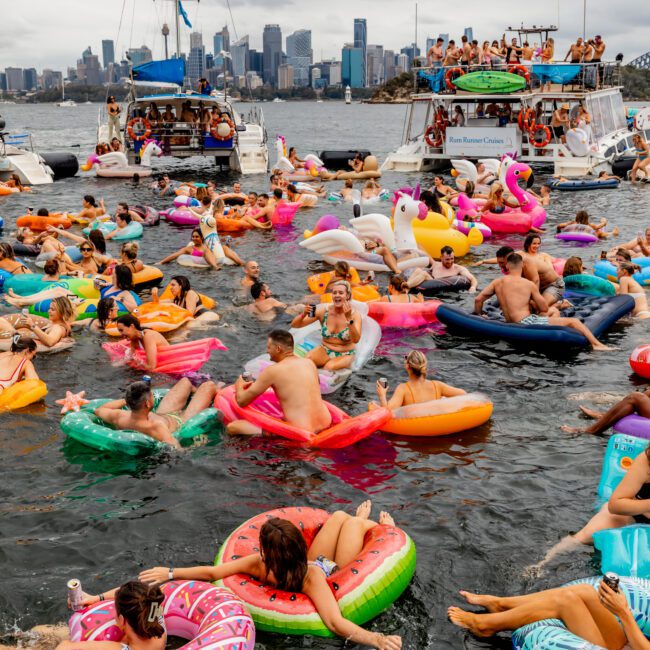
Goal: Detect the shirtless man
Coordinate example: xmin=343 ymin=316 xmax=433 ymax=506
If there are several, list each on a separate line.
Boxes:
xmin=443 ymin=40 xmax=461 ymax=66
xmin=247 ymin=193 xmax=273 ymax=228
xmin=427 ymin=37 xmax=444 ymax=67
xmin=218 ymin=182 xmax=247 ymax=204
xmin=520 ymin=234 xmax=565 ymax=306
xmin=551 ymin=104 xmax=570 ymax=144
xmin=225 ymin=329 xmax=332 ymax=435
xmin=474 ymin=253 xmax=611 ymax=350
xmin=564 ymin=38 xmax=585 ymax=63
xmin=241 ymin=260 xmax=261 ymax=287
xmin=406 ymin=246 xmax=478 ymax=292
xmin=460 ymin=35 xmax=472 ymax=66
xmin=521 ymin=41 xmax=534 ymax=62
xmin=476 ymin=162 xmax=495 ymax=186
xmin=94 ymin=378 xmax=218 ymax=449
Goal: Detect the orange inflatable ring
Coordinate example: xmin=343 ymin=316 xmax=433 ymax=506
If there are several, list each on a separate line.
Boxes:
xmin=160 ymin=283 xmax=216 ymax=309
xmin=445 ymin=67 xmax=465 ymax=90
xmin=320 ymin=285 xmax=380 ymax=303
xmin=518 ymin=107 xmax=536 ymax=132
xmin=508 ymin=64 xmax=530 ymax=85
xmin=529 ymin=124 xmax=552 ymax=149
xmin=307 ymin=269 xmax=362 ymax=295
xmin=210 ymin=116 xmax=235 ymax=141
xmin=424 ymin=124 xmax=443 ymax=148
xmin=16 ymin=214 xmax=72 ymax=232
xmin=216 ymin=216 xmax=253 ymax=232
xmin=127 ymin=117 xmax=152 ymax=141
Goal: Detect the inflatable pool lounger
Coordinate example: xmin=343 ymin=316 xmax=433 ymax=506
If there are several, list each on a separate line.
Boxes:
xmin=437 ymin=295 xmax=634 ymax=347
xmin=548 ymin=178 xmax=620 ymax=191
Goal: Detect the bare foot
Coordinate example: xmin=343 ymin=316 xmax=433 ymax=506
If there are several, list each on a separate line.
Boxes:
xmin=459 ymin=590 xmax=502 ymax=612
xmin=612 ymin=227 xmax=619 ymax=236
xmin=592 ymin=343 xmax=615 ymax=351
xmin=447 ymin=607 xmax=491 ymax=637
xmin=378 ymin=511 xmax=395 ymax=526
xmin=355 ymin=499 xmax=372 ymax=519
xmin=561 ymin=424 xmax=591 ymax=433
xmin=578 ymin=405 xmax=605 ymax=419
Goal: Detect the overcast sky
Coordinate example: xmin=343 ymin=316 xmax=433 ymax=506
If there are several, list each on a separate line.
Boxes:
xmin=2 ymin=0 xmax=648 ymax=71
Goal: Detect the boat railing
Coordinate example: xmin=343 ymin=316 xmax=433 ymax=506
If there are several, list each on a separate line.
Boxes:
xmin=416 ymin=60 xmax=621 ymax=94
xmin=1 ymin=133 xmax=34 ymax=152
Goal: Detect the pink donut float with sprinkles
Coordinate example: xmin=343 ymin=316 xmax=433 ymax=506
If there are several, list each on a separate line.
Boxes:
xmin=69 ymin=580 xmax=255 ymax=650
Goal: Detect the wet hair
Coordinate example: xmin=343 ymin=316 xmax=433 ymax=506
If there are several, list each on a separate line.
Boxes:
xmin=114 ymin=581 xmax=165 ymax=639
xmin=121 ymin=242 xmax=139 ymax=261
xmin=420 ymin=189 xmax=442 ymax=213
xmin=0 ymin=242 xmax=15 ymax=260
xmin=114 ymin=264 xmax=134 ymax=291
xmin=575 ymin=210 xmax=589 ymax=224
xmin=117 ymin=211 xmax=132 ymax=225
xmin=333 ymin=261 xmax=351 ymax=279
xmin=89 ymin=229 xmax=107 ymax=254
xmin=464 ymin=180 xmax=475 ymax=197
xmin=37 ymin=208 xmax=50 ymax=216
xmin=268 ymin=329 xmax=294 ymax=350
xmin=496 ymin=246 xmax=514 ymax=259
xmin=330 ymin=280 xmax=352 ymax=300
xmin=287 ymin=184 xmax=297 ymax=194
xmin=523 ymin=234 xmax=541 ymax=252
xmin=616 ymin=248 xmax=632 ymax=262
xmin=83 ymin=195 xmax=98 ymax=207
xmin=118 ymin=202 xmax=129 ymax=212
xmin=619 ymin=262 xmax=641 ymax=275
xmin=259 ymin=193 xmax=269 ymax=200
xmin=388 ymin=274 xmax=408 ymax=293
xmin=344 ymin=179 xmax=353 ymax=188
xmin=43 ymin=259 xmax=59 ymax=276
xmin=541 ymin=183 xmax=551 ymax=192
xmin=405 ymin=350 xmax=428 ymax=377
xmin=273 ymin=188 xmax=283 ymax=200
xmin=259 ymin=518 xmax=308 ymax=593
xmin=11 ymin=335 xmax=36 ymax=354
xmin=170 ymin=275 xmax=191 ymax=306
xmin=506 ymin=252 xmax=523 ymax=268
xmin=116 ymin=313 xmax=142 ymax=330
xmin=51 ymin=296 xmax=75 ymax=323
xmin=248 ymin=191 xmax=258 ymax=200
xmin=563 ymin=256 xmax=584 ymax=277
xmin=191 ymin=228 xmax=205 ymax=243
xmin=250 ymin=281 xmax=266 ymax=300
xmin=196 ymin=186 xmax=209 ymax=201
xmin=212 ymin=198 xmax=225 ymax=214
xmin=440 ymin=245 xmax=454 ymax=256
xmin=201 ymin=196 xmax=212 ymax=207
xmin=125 ymin=382 xmax=153 ymax=411
xmin=97 ymin=297 xmax=117 ymax=329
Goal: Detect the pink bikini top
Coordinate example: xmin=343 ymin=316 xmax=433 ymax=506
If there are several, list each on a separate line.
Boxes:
xmin=191 ymin=247 xmax=204 ymax=257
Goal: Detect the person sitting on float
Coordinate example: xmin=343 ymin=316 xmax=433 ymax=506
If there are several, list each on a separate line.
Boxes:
xmin=115 ymin=314 xmax=169 ymax=372
xmin=405 ymin=246 xmax=478 ymax=293
xmin=98 ymin=264 xmax=140 ymax=313
xmin=103 ymin=212 xmax=135 ymax=241
xmin=375 ymin=350 xmax=465 ymax=410
xmin=88 ymin=297 xmax=120 ymax=333
xmin=155 ymin=275 xmax=219 ymax=322
xmin=617 ymin=262 xmax=650 ymax=319
xmin=291 ymin=281 xmax=361 ymax=372
xmin=157 ymin=227 xmax=241 ymax=270
xmin=612 ymin=227 xmax=650 ymax=258
xmin=557 ymin=209 xmax=618 ymax=239
xmin=324 ymin=261 xmax=374 ymax=291
xmin=0 ymin=335 xmax=39 ymax=394
xmin=77 ymin=500 xmax=402 ymax=650
xmin=0 ymin=242 xmax=30 ymax=275
xmin=379 ymin=274 xmax=424 ymax=303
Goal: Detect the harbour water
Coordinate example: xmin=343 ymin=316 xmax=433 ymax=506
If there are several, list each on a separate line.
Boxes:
xmin=0 ymin=101 xmax=648 ymax=648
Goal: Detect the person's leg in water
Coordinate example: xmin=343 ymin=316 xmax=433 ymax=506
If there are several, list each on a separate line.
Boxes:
xmin=562 ymin=390 xmax=650 ymax=433
xmin=374 ymin=246 xmax=401 ymax=274
xmin=448 ymin=583 xmax=626 ymax=648
xmin=181 ymin=381 xmax=220 ymax=420
xmin=156 ymin=377 xmax=195 ymax=415
xmin=405 ymin=267 xmax=434 ymax=289
xmin=548 ymin=316 xmax=612 ymax=351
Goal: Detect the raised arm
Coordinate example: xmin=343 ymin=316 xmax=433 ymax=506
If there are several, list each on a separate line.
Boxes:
xmin=291 ymin=304 xmax=321 ymax=328
xmin=158 ymin=245 xmax=190 ymax=264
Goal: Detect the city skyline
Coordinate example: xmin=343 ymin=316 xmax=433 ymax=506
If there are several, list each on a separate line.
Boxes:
xmin=2 ymin=0 xmax=648 ymax=72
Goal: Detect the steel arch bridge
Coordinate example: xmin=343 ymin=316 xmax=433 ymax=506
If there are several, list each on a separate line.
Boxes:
xmin=629 ymin=52 xmax=650 ymax=68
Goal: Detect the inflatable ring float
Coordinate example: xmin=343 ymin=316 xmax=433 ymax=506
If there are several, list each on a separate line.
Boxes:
xmin=563 ymin=274 xmax=615 ymax=297
xmin=127 ymin=117 xmax=152 ymax=141
xmin=29 ymin=298 xmax=129 ymax=322
xmin=105 ymin=302 xmax=194 ymax=335
xmin=508 ymin=64 xmax=531 ymax=85
xmin=445 ymin=67 xmax=465 ymax=90
xmin=380 ymin=393 xmax=493 ymax=437
xmin=211 ymin=116 xmax=235 ymax=141
xmin=69 ymin=579 xmax=255 ymax=649
xmin=61 ymin=390 xmax=223 ymax=456
xmin=214 ymin=506 xmax=416 ymax=637
xmin=15 ymin=214 xmax=72 ymax=232
xmin=529 ymin=124 xmax=552 ymax=149
xmin=0 ymin=379 xmax=47 ymax=411
xmin=367 ymin=299 xmax=441 ymax=329
xmin=630 ymin=343 xmax=650 ymax=379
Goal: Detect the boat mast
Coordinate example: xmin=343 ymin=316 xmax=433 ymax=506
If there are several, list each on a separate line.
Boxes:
xmin=175 ymin=0 xmax=181 ymax=58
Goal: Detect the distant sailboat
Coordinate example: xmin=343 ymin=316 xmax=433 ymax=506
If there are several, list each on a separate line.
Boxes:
xmin=345 ymin=86 xmax=352 ymax=104
xmin=57 ymin=82 xmax=76 ymax=107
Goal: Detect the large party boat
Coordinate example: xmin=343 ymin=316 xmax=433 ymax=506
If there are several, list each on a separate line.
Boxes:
xmin=383 ymin=26 xmax=643 ymax=177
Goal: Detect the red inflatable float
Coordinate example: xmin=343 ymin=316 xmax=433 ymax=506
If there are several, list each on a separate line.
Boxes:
xmin=630 ymin=344 xmax=650 ymax=378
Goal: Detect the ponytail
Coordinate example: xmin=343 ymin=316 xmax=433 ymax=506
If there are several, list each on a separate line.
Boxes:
xmin=115 ymin=581 xmax=165 ymax=639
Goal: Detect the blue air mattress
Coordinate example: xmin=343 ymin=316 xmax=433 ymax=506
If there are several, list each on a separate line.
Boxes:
xmin=597 ymin=433 xmax=649 ymax=502
xmin=437 ymin=295 xmax=634 ymax=347
xmin=410 ymin=275 xmax=471 ymax=296
xmin=594 ymin=525 xmax=650 ymax=579
xmin=548 ymin=178 xmax=620 ymax=191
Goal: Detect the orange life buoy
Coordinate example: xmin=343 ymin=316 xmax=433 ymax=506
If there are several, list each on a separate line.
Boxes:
xmin=210 ymin=116 xmax=235 ymax=141
xmin=529 ymin=124 xmax=552 ymax=149
xmin=518 ymin=107 xmax=536 ymax=132
xmin=508 ymin=64 xmax=530 ymax=85
xmin=424 ymin=124 xmax=444 ymax=148
xmin=127 ymin=117 xmax=151 ymax=142
xmin=445 ymin=67 xmax=465 ymax=90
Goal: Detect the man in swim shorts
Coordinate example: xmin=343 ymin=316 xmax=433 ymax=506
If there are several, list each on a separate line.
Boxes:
xmin=427 ymin=37 xmax=444 ymax=67
xmin=241 ymin=260 xmax=261 ymax=287
xmin=406 ymin=246 xmax=478 ymax=292
xmin=225 ymin=329 xmax=332 ymax=436
xmin=94 ymin=378 xmax=218 ymax=448
xmin=551 ymin=104 xmax=570 ymax=143
xmin=561 ymin=388 xmax=650 ymax=434
xmin=474 ymin=253 xmax=611 ymax=351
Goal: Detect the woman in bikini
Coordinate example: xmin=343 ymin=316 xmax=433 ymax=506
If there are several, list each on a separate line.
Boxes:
xmin=291 ymin=281 xmax=361 ymax=371
xmin=119 ymin=242 xmax=144 ymax=274
xmin=630 ymin=133 xmax=650 ymax=182
xmin=0 ymin=242 xmax=30 ymax=275
xmin=115 ymin=314 xmax=169 ymax=372
xmin=157 ymin=275 xmax=219 ymax=323
xmin=157 ymin=228 xmax=229 ymax=270
xmin=98 ymin=264 xmax=140 ymax=313
xmin=78 ymin=501 xmax=401 ymax=650
xmin=617 ymin=262 xmax=650 ymax=319
xmin=0 ymin=335 xmax=38 ymax=393
xmin=74 ymin=195 xmax=106 ymax=223
xmin=87 ymin=297 xmax=120 ymax=333
xmin=375 ymin=350 xmax=465 ymax=409
xmin=379 ymin=275 xmax=423 ymax=303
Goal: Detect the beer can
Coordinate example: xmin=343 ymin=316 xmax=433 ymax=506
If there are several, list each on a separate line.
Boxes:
xmin=379 ymin=377 xmax=388 ymax=389
xmin=604 ymin=572 xmax=620 ymax=592
xmin=242 ymin=371 xmax=253 ymax=383
xmin=67 ymin=578 xmax=84 ymax=611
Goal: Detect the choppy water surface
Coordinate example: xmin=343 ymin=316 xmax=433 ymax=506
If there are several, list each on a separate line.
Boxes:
xmin=0 ymin=101 xmax=648 ymax=649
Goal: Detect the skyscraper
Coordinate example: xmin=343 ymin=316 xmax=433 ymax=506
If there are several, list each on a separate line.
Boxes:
xmin=127 ymin=45 xmax=153 ymax=67
xmin=464 ymin=27 xmax=474 ymax=42
xmin=383 ymin=50 xmax=396 ymax=81
xmin=5 ymin=67 xmax=24 ymax=91
xmin=231 ymin=36 xmax=249 ymax=77
xmin=188 ymin=39 xmax=206 ymax=83
xmin=286 ymin=29 xmax=312 ymax=87
xmin=190 ymin=32 xmax=203 ymax=49
xmin=438 ymin=33 xmax=449 ymax=51
xmin=262 ymin=24 xmax=282 ymax=86
xmin=353 ymin=18 xmax=367 ymax=86
xmin=366 ymin=44 xmax=384 ymax=86
xmin=278 ymin=64 xmax=294 ymax=89
xmin=342 ymin=44 xmax=363 ymax=88
xmin=22 ymin=68 xmax=37 ymax=90
xmin=248 ymin=50 xmax=263 ymax=75
xmin=102 ymin=40 xmax=115 ymax=68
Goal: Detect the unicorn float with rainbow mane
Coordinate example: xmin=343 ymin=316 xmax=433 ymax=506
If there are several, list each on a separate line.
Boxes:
xmin=81 ymin=139 xmax=162 ymax=178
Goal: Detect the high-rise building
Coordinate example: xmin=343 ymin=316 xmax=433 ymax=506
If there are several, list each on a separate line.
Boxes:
xmin=190 ymin=32 xmax=203 ymax=49
xmin=246 ymin=70 xmax=263 ymax=89
xmin=40 ymin=69 xmax=63 ymax=90
xmin=400 ymin=44 xmax=420 ymax=68
xmin=262 ymin=24 xmax=282 ymax=86
xmin=342 ymin=44 xmax=364 ymax=88
xmin=77 ymin=47 xmax=102 ymax=85
xmin=438 ymin=33 xmax=449 ymax=51
xmin=464 ymin=27 xmax=474 ymax=42
xmin=286 ymin=29 xmax=312 ymax=87
xmin=127 ymin=45 xmax=153 ymax=68
xmin=5 ymin=67 xmax=24 ymax=91
xmin=353 ymin=18 xmax=367 ymax=86
xmin=188 ymin=44 xmax=206 ymax=82
xmin=102 ymin=40 xmax=115 ymax=68
xmin=395 ymin=53 xmax=409 ymax=74
xmin=248 ymin=50 xmax=263 ymax=75
xmin=231 ymin=36 xmax=249 ymax=77
xmin=278 ymin=64 xmax=294 ymax=89
xmin=366 ymin=44 xmax=384 ymax=86
xmin=205 ymin=53 xmax=214 ymax=70
xmin=22 ymin=68 xmax=38 ymax=90
xmin=383 ymin=50 xmax=396 ymax=80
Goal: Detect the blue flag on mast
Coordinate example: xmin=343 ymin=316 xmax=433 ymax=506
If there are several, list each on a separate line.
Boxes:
xmin=178 ymin=0 xmax=192 ymax=28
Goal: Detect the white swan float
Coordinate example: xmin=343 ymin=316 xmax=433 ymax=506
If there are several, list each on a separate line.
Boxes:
xmin=82 ymin=140 xmax=162 ymax=178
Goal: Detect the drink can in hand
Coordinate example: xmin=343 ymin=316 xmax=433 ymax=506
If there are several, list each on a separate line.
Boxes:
xmin=308 ymin=304 xmax=317 ymax=317
xmin=379 ymin=377 xmax=388 ymax=389
xmin=21 ymin=308 xmax=29 ymax=317
xmin=67 ymin=578 xmax=84 ymax=611
xmin=603 ymin=572 xmax=620 ymax=592
xmin=242 ymin=371 xmax=253 ymax=383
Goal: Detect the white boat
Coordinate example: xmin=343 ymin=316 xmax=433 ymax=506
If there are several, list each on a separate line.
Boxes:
xmin=57 ymin=83 xmax=77 ymax=107
xmin=383 ymin=27 xmax=635 ymax=177
xmin=0 ymin=132 xmax=54 ymax=185
xmin=272 ymin=97 xmax=286 ymax=103
xmin=345 ymin=86 xmax=352 ymax=104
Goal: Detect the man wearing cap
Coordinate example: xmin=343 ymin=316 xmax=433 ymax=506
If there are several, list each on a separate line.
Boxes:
xmin=551 ymin=104 xmax=571 ymax=143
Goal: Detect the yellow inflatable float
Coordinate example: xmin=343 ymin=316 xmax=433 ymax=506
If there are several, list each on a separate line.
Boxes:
xmin=412 ymin=207 xmax=483 ymax=259
xmin=0 ymin=379 xmax=48 ymax=411
xmin=307 ymin=269 xmax=380 ymax=303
